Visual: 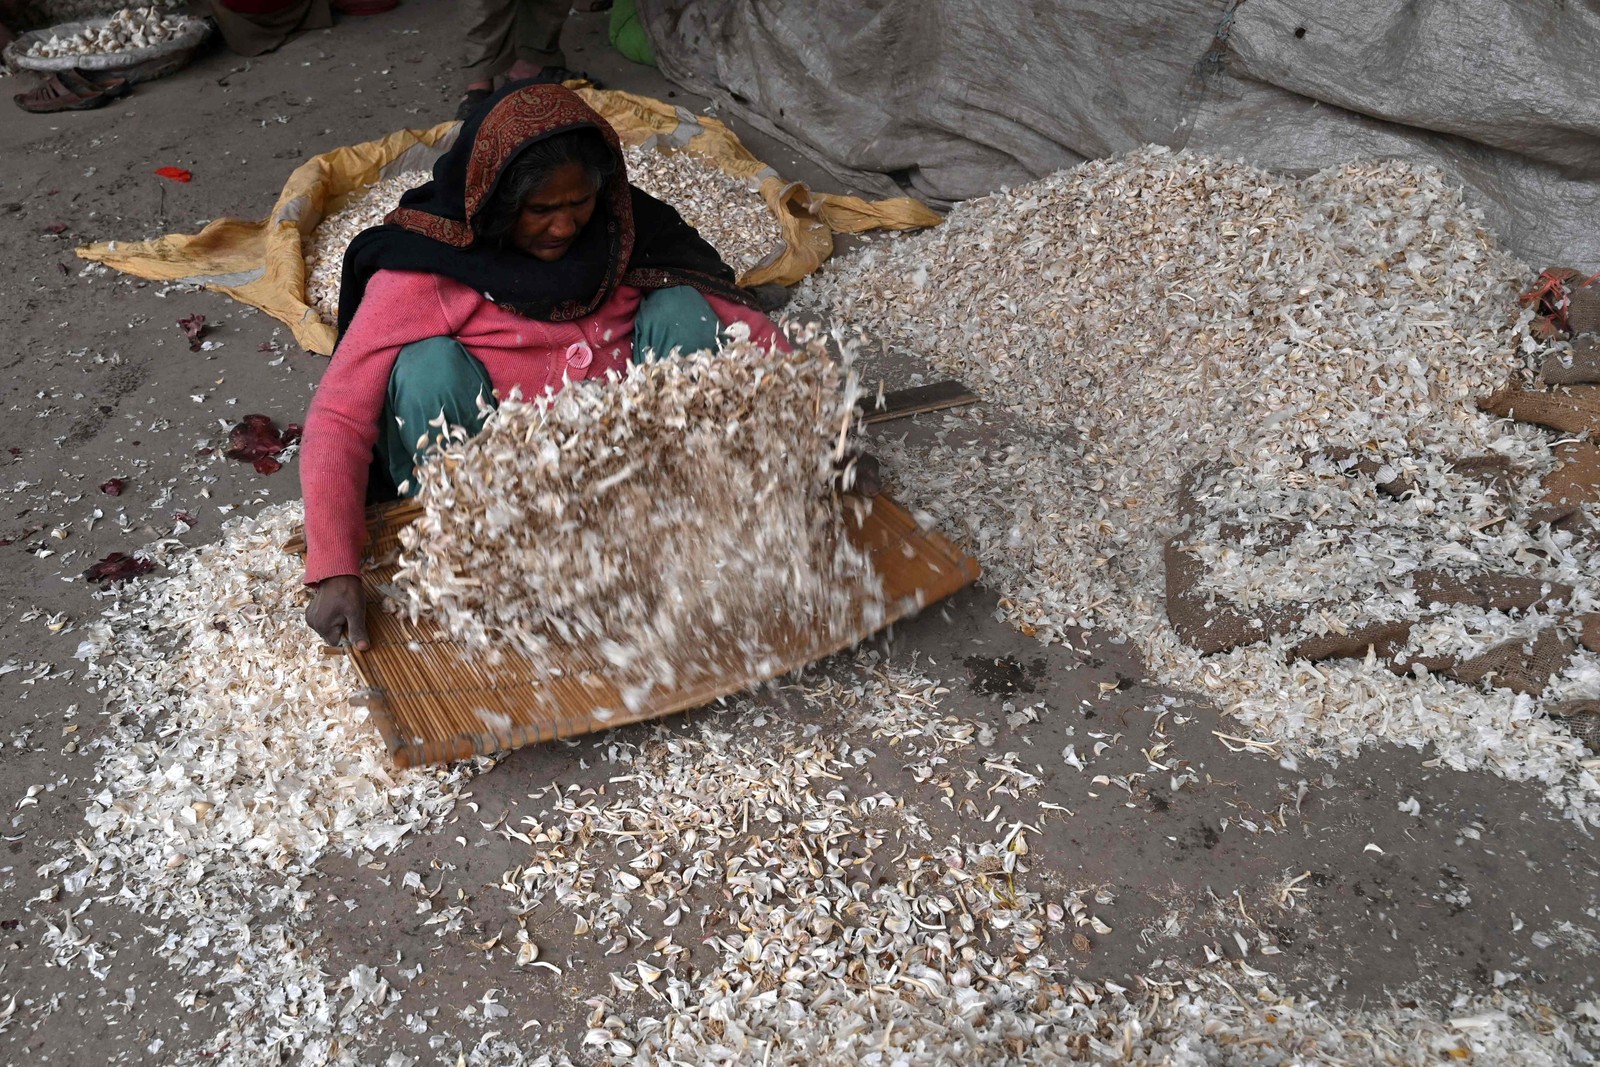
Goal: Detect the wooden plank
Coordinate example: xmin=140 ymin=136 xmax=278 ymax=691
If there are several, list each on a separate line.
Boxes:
xmin=860 ymin=380 xmax=980 ymax=424
xmin=295 ymin=494 xmax=978 ymax=766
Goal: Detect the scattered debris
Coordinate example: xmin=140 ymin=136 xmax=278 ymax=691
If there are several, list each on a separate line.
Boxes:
xmin=14 ymin=139 xmax=1600 ymax=1065
xmin=81 ymin=551 xmax=154 ymax=584
xmin=72 ymin=504 xmax=473 ymax=1060
xmin=802 ymin=148 xmax=1600 ymax=818
xmin=177 ymin=312 xmax=206 ymax=350
xmin=222 ymin=413 xmax=300 ymax=475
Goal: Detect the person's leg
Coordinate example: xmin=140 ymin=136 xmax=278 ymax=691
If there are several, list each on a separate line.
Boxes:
xmin=377 ymin=337 xmax=497 ymax=495
xmin=0 ymin=0 xmax=20 ymax=50
xmin=206 ymin=0 xmax=332 ymax=58
xmin=509 ymin=0 xmax=569 ymax=73
xmin=460 ymin=0 xmax=518 ymax=92
xmin=632 ymin=286 xmax=724 ymax=365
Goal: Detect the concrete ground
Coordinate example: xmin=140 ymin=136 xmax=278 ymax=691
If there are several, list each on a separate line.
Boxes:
xmin=0 ymin=2 xmax=1595 ymax=1064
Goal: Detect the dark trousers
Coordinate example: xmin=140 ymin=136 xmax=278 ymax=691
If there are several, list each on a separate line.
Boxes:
xmin=460 ymin=0 xmax=569 ymax=80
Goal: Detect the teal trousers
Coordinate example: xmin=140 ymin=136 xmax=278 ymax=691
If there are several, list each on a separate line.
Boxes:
xmin=629 ymin=284 xmax=723 ymax=365
xmin=374 ymin=285 xmax=723 ymax=498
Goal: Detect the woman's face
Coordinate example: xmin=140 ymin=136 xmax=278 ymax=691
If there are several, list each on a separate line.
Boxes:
xmin=513 ymin=162 xmax=600 ymax=262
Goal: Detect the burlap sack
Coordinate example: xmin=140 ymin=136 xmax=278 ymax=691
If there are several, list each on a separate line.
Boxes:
xmin=1567 ymin=286 xmax=1600 ymax=337
xmin=1164 ymin=468 xmax=1315 ymax=654
xmin=1168 ymin=458 xmax=1585 ymax=701
xmin=1541 ymin=336 xmax=1600 ymax=386
xmin=1447 ymin=455 xmax=1521 ymax=495
xmin=1292 ymin=621 xmax=1413 ymax=664
xmin=1528 ymin=442 xmax=1600 ymax=530
xmin=1410 ymin=570 xmax=1573 ymax=612
xmin=1545 ymin=700 xmax=1600 ymax=753
xmin=1479 ymin=383 xmax=1600 ymax=435
xmin=1449 ymin=628 xmax=1575 ymax=695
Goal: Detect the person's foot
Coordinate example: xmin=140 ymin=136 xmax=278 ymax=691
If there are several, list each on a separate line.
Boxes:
xmin=506 ymin=61 xmax=604 ymax=89
xmin=506 ymin=59 xmax=544 ymax=81
xmin=454 ymin=80 xmax=493 ymax=122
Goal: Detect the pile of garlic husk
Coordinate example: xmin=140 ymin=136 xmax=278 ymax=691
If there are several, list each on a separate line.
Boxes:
xmin=68 ymin=503 xmax=473 ymax=1061
xmin=395 ymin=330 xmax=884 ymax=711
xmin=501 ymin=667 xmax=1595 ymax=1066
xmin=800 ymin=147 xmax=1600 ymax=815
xmin=303 ymin=170 xmax=431 ymax=326
xmin=622 ymin=143 xmax=782 ymax=276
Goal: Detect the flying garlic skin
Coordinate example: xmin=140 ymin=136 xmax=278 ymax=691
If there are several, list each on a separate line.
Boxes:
xmin=394 ymin=332 xmax=885 ymax=711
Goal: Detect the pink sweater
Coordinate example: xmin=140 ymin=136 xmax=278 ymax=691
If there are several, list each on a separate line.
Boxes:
xmin=301 ymin=269 xmax=786 ymax=583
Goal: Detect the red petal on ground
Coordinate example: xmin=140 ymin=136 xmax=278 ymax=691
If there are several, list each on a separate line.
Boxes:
xmin=224 ymin=414 xmax=287 ymax=463
xmin=6 ymin=448 xmax=20 ymax=456
xmin=100 ymin=478 xmax=127 ymax=496
xmin=178 ymin=314 xmax=207 ymax=351
xmin=43 ymin=222 xmax=67 ymax=235
xmin=83 ymin=552 xmax=156 ymax=584
xmin=0 ymin=539 xmax=12 ymax=548
xmin=155 ymin=167 xmax=193 ymax=183
xmin=173 ymin=510 xmax=198 ymax=526
xmin=253 ymin=456 xmax=283 ymax=475
xmin=279 ymin=423 xmax=303 ymax=446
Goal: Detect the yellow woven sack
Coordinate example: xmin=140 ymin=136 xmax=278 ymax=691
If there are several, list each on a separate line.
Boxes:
xmin=77 ymin=87 xmax=940 ymax=356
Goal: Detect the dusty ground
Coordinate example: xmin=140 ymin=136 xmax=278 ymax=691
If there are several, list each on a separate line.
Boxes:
xmin=0 ymin=2 xmax=1596 ymax=1064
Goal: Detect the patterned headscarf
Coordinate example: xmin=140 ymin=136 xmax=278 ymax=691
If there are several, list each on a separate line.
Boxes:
xmin=336 ymin=82 xmax=753 ymax=336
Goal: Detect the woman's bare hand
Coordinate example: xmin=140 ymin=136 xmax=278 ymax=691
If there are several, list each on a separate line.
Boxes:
xmin=835 ymin=451 xmax=885 ymax=497
xmin=305 ymin=574 xmax=370 ymax=651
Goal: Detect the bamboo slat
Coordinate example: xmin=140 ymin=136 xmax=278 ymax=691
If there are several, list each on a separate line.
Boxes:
xmin=290 ymin=494 xmax=979 ymax=766
xmin=860 ymin=380 xmax=980 ymax=424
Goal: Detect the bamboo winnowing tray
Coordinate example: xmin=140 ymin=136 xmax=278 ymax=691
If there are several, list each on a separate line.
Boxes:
xmin=288 ymin=495 xmax=980 ymax=766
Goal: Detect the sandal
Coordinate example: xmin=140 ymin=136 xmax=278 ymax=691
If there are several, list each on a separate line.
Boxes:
xmin=13 ymin=69 xmax=117 ymax=113
xmin=453 ymin=86 xmax=492 ymax=122
xmin=77 ymin=70 xmax=130 ymax=99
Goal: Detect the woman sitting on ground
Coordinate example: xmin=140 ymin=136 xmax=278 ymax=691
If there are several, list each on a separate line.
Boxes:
xmin=300 ymin=82 xmax=787 ymax=650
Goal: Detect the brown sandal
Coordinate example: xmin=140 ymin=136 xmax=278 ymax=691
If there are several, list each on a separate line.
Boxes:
xmin=77 ymin=70 xmax=130 ymax=99
xmin=13 ymin=69 xmax=122 ymax=114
